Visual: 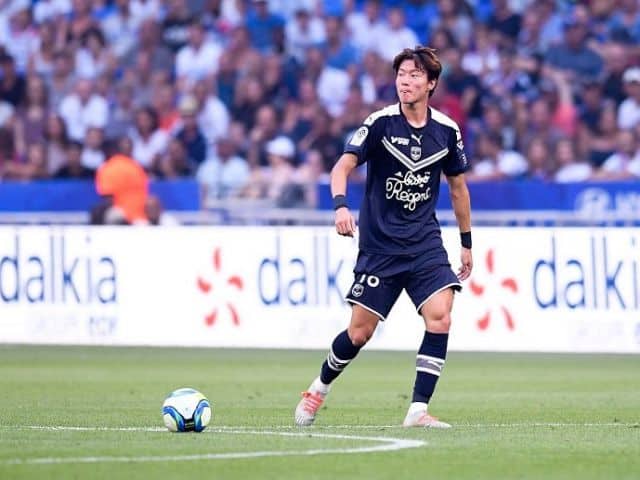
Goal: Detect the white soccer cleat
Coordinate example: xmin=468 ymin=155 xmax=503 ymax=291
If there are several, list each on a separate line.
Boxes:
xmin=294 ymin=380 xmax=328 ymax=426
xmin=402 ymin=410 xmax=452 ymax=429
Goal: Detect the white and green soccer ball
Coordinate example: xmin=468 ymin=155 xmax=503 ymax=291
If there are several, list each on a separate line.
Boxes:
xmin=162 ymin=387 xmax=212 ymax=432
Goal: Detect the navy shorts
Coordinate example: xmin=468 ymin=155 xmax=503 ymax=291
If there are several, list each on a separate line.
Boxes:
xmin=345 ymin=251 xmax=462 ymax=320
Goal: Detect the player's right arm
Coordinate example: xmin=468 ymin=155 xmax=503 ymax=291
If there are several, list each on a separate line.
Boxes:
xmin=330 ymin=153 xmax=358 ymax=237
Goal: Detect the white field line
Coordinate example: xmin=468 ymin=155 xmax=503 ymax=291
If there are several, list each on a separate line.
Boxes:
xmin=0 ymin=428 xmax=425 ymax=465
xmin=4 ymin=421 xmax=637 ymax=433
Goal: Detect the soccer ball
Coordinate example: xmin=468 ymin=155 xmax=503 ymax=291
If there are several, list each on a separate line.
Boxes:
xmin=162 ymin=387 xmax=212 ymax=432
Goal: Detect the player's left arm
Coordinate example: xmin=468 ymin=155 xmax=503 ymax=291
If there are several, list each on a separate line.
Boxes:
xmin=446 ymin=173 xmax=473 ymax=281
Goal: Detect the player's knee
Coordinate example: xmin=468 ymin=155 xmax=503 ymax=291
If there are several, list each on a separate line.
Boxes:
xmin=428 ymin=312 xmax=452 ymax=333
xmin=348 ymin=327 xmax=374 ymax=346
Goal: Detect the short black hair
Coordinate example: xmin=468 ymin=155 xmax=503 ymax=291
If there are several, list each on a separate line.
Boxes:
xmin=392 ymin=46 xmax=442 ymax=97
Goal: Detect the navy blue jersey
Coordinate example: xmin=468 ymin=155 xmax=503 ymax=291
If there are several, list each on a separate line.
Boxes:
xmin=344 ymin=104 xmax=469 ymax=256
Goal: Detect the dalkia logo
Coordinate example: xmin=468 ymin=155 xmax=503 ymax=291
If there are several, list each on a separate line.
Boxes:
xmin=469 ymin=249 xmax=518 ymax=331
xmin=197 ymin=248 xmax=244 ymax=327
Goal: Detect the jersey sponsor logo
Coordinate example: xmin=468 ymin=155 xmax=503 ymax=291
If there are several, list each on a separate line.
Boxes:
xmin=349 ymin=126 xmax=369 ymax=146
xmin=385 ymin=171 xmax=432 ymax=211
xmin=390 ymin=136 xmax=409 ymax=145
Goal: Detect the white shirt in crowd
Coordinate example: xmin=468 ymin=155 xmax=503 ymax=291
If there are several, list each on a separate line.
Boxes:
xmin=197 ymin=96 xmax=231 ymax=146
xmin=81 ymin=147 xmax=105 ymax=170
xmin=129 ymin=0 xmax=163 ymax=23
xmin=554 ymin=163 xmax=594 ymax=183
xmin=373 ymin=24 xmax=419 ymax=62
xmin=472 ymin=150 xmax=529 ymax=178
xmin=617 ymin=98 xmax=640 ymax=130
xmin=346 ymin=13 xmax=384 ymax=55
xmin=33 ymin=0 xmax=72 ymax=24
xmin=175 ymin=41 xmax=223 ymax=85
xmin=196 ymin=155 xmax=250 ymax=202
xmin=601 ymin=151 xmax=640 ymax=177
xmin=130 ymin=129 xmax=169 ymax=169
xmin=285 ymin=13 xmax=326 ymax=63
xmin=316 ymin=66 xmax=350 ymax=117
xmin=58 ymin=93 xmax=108 ymax=141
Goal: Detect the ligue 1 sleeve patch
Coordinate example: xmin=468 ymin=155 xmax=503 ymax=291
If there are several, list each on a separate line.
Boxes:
xmin=349 ymin=126 xmax=369 ymax=146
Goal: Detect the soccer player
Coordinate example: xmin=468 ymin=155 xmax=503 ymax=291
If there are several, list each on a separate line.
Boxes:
xmin=294 ymin=46 xmax=473 ymax=429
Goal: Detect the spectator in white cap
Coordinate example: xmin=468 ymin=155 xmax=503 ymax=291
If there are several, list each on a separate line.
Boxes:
xmin=617 ymin=66 xmax=640 ymax=130
xmin=242 ymin=135 xmax=296 ymax=202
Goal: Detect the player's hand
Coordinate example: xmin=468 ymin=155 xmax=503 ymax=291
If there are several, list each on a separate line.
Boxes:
xmin=335 ymin=207 xmax=356 ymax=237
xmin=457 ymin=248 xmax=473 ymax=281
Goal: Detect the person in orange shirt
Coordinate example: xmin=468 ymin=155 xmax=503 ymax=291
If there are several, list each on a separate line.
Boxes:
xmin=95 ymin=137 xmax=149 ymax=224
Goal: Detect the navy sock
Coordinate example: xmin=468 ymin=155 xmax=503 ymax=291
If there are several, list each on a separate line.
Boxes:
xmin=412 ymin=331 xmax=449 ymax=403
xmin=320 ymin=330 xmax=362 ymax=384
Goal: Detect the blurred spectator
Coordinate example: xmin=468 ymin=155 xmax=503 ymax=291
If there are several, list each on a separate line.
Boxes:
xmin=243 ymin=135 xmax=296 ymax=202
xmin=1 ymin=3 xmax=39 ymax=72
xmin=145 ymin=194 xmax=180 ymax=225
xmin=47 ymin=49 xmax=76 ymax=109
xmin=58 ymin=78 xmax=108 ymax=141
xmin=467 ymin=131 xmax=528 ymax=181
xmin=161 ymin=0 xmax=193 ymax=52
xmin=245 ymin=0 xmax=285 ymax=54
xmin=80 ymin=126 xmax=105 ymax=170
xmin=158 ymin=137 xmax=194 ymax=178
xmin=152 ymin=82 xmax=180 ymax=133
xmin=129 ymin=106 xmax=169 ymax=173
xmin=306 ymin=46 xmax=350 ymax=117
xmin=123 ymin=19 xmax=173 ymax=72
xmin=432 ymin=0 xmax=473 ymax=50
xmin=486 ymin=0 xmax=521 ymax=47
xmin=74 ymin=27 xmax=112 ymax=80
xmin=53 ymin=140 xmax=94 ymax=179
xmin=175 ymin=95 xmax=207 ymax=166
xmin=322 ymin=15 xmax=358 ymax=71
xmin=95 ymin=137 xmax=149 ymax=224
xmin=175 ymin=18 xmax=223 ymax=91
xmin=601 ymin=42 xmax=631 ymax=105
xmin=197 ymin=137 xmax=250 ymax=202
xmin=553 ymin=137 xmax=593 ymax=183
xmin=192 ymin=78 xmax=231 ymax=147
xmin=618 ymin=66 xmax=640 ymax=130
xmin=285 ymin=4 xmax=326 ymax=64
xmin=442 ymin=47 xmax=482 ymax=119
xmin=524 ymin=136 xmax=553 ymax=181
xmin=545 ymin=13 xmax=603 ymax=80
xmin=43 ymin=113 xmax=69 ymax=175
xmin=346 ymin=0 xmax=383 ymax=55
xmin=0 ymin=54 xmax=26 ymax=107
xmin=594 ymin=129 xmax=640 ymax=180
xmin=13 ymin=75 xmax=49 ymax=158
xmin=3 ymin=141 xmax=48 ymax=180
xmin=606 ymin=0 xmax=640 ymax=45
xmin=373 ymin=7 xmax=419 ymax=62
xmin=27 ymin=21 xmax=58 ymax=80
xmin=247 ymin=104 xmax=280 ymax=167
xmin=100 ymin=0 xmax=139 ymax=60
xmin=297 ymin=106 xmax=343 ymax=172
xmin=66 ymin=0 xmax=101 ymax=47
xmin=106 ymin=83 xmax=136 ymax=141
xmin=582 ymin=101 xmax=618 ymax=168
xmin=34 ymin=0 xmax=73 ymax=25
xmin=461 ymin=23 xmax=500 ymax=77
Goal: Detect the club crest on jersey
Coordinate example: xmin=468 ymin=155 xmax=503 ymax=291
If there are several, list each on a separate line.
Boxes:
xmin=349 ymin=126 xmax=369 ymax=147
xmin=351 ymin=284 xmax=364 ymax=297
xmin=410 ymin=146 xmax=421 ymax=161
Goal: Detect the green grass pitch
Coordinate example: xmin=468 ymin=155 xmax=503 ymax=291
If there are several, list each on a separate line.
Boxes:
xmin=0 ymin=345 xmax=638 ymax=479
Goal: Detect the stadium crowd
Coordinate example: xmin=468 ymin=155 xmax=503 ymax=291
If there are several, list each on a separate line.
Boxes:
xmin=0 ymin=0 xmax=639 ymax=210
